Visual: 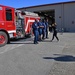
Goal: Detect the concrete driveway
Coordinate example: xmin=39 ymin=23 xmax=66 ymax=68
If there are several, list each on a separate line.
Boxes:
xmin=0 ymin=33 xmax=75 ymax=75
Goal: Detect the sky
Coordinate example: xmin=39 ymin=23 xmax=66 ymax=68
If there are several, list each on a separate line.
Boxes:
xmin=0 ymin=0 xmax=74 ymax=8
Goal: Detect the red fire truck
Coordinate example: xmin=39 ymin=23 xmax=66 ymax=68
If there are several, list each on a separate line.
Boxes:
xmin=0 ymin=5 xmax=40 ymax=47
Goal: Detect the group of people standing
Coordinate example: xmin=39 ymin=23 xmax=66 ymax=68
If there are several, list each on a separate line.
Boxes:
xmin=32 ymin=18 xmax=59 ymax=44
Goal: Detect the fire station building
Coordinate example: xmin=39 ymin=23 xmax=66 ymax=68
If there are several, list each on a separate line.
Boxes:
xmin=18 ymin=1 xmax=75 ymax=32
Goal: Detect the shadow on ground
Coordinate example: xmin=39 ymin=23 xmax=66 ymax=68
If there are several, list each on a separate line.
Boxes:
xmin=43 ymin=54 xmax=75 ymax=62
xmin=9 ymin=42 xmax=34 ymax=44
xmin=8 ymin=38 xmax=34 ymax=44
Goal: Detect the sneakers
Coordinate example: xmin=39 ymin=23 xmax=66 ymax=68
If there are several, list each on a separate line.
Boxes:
xmin=34 ymin=42 xmax=39 ymax=44
xmin=57 ymin=39 xmax=59 ymax=42
xmin=50 ymin=39 xmax=59 ymax=42
xmin=46 ymin=37 xmax=49 ymax=39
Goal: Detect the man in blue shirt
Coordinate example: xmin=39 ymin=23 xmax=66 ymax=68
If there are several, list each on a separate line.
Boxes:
xmin=42 ymin=19 xmax=46 ymax=40
xmin=32 ymin=19 xmax=39 ymax=44
xmin=38 ymin=19 xmax=44 ymax=41
xmin=45 ymin=19 xmax=49 ymax=39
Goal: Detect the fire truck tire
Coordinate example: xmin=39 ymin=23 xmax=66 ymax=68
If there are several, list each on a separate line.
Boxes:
xmin=0 ymin=31 xmax=8 ymax=47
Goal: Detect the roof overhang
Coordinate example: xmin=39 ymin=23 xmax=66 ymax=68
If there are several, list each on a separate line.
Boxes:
xmin=17 ymin=1 xmax=75 ymax=10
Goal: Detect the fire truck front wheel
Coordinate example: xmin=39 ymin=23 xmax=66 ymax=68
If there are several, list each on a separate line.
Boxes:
xmin=0 ymin=31 xmax=8 ymax=47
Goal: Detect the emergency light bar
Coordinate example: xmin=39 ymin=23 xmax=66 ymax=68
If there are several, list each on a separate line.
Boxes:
xmin=24 ymin=11 xmax=38 ymax=16
xmin=15 ymin=10 xmax=39 ymax=18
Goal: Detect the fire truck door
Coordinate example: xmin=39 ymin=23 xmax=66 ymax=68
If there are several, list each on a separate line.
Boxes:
xmin=16 ymin=18 xmax=25 ymax=37
xmin=5 ymin=8 xmax=15 ymax=31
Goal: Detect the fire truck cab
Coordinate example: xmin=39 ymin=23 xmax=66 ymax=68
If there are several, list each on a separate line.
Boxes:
xmin=0 ymin=5 xmax=40 ymax=47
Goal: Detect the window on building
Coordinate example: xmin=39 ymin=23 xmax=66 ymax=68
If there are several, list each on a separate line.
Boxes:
xmin=6 ymin=8 xmax=12 ymax=21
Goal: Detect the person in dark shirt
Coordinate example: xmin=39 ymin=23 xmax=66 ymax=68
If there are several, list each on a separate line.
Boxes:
xmin=50 ymin=22 xmax=59 ymax=42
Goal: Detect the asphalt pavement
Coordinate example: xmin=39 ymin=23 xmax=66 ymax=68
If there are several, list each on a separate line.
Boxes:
xmin=0 ymin=33 xmax=75 ymax=75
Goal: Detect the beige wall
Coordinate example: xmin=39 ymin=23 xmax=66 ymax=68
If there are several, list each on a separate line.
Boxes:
xmin=63 ymin=3 xmax=75 ymax=32
xmin=22 ymin=2 xmax=75 ymax=32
